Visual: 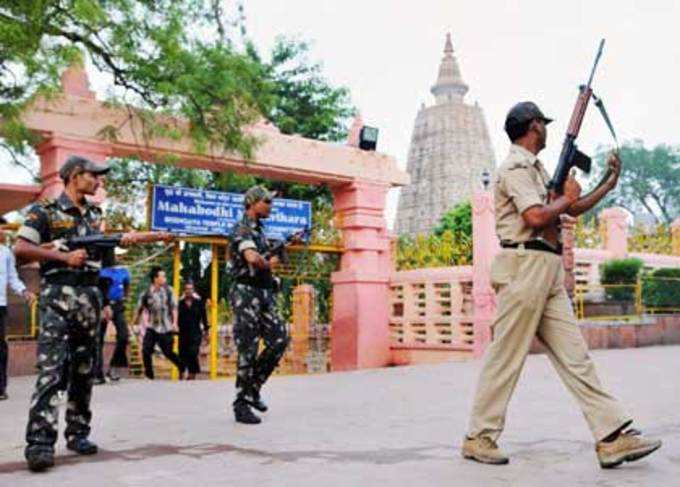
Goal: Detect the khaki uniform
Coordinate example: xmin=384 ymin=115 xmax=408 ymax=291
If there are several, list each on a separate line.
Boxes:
xmin=467 ymin=144 xmax=630 ymax=442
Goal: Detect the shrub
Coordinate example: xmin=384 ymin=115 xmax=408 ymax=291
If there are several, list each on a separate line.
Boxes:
xmin=599 ymin=258 xmax=643 ymax=301
xmin=642 ymin=267 xmax=680 ymax=310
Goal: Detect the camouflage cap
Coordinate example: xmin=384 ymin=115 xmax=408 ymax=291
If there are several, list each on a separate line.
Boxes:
xmin=244 ymin=185 xmax=276 ymax=207
xmin=504 ymin=101 xmax=553 ymax=131
xmin=59 ymin=155 xmax=110 ymax=181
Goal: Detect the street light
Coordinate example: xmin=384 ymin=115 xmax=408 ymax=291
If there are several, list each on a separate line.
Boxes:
xmin=481 ymin=169 xmax=491 ymax=190
xmin=359 ymin=126 xmax=379 ymax=151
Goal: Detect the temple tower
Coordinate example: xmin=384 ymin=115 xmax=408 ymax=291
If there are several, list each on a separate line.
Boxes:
xmin=395 ymin=33 xmax=495 ymax=236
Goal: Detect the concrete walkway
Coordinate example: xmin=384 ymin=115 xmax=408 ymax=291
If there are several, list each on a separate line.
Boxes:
xmin=1 ymin=346 xmax=678 ymax=486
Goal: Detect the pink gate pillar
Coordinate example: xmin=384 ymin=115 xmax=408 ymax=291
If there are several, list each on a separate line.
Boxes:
xmin=600 ymin=207 xmax=629 ymax=258
xmin=471 ymin=189 xmax=499 ymax=357
xmin=671 ymin=219 xmax=680 ymax=256
xmin=330 ymin=180 xmax=392 ymax=370
xmin=36 ymin=63 xmax=111 ymax=200
xmin=37 ymin=136 xmax=112 ymax=199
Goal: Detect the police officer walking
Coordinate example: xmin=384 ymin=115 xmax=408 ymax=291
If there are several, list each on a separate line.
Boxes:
xmin=228 ymin=185 xmax=290 ymax=424
xmin=15 ymin=155 xmax=171 ymax=472
xmin=462 ymin=102 xmax=661 ymax=469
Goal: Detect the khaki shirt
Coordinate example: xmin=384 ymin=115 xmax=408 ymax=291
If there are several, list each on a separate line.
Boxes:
xmin=494 ymin=144 xmax=551 ymax=243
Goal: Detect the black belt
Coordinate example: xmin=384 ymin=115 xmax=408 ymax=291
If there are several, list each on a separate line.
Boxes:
xmin=43 ymin=273 xmax=100 ymax=286
xmin=501 ymin=240 xmax=563 ymax=255
xmin=235 ymin=276 xmax=274 ymax=289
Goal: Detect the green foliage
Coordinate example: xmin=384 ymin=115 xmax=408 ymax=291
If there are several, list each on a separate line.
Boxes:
xmin=642 ymin=268 xmax=680 ymax=310
xmin=101 ymin=33 xmax=353 ymax=223
xmin=0 ymin=0 xmax=272 ymax=165
xmin=249 ymin=36 xmax=354 ymax=142
xmin=628 ymin=224 xmax=673 ymax=255
xmin=589 ymin=141 xmax=680 ymax=224
xmin=396 ymin=231 xmax=472 ymax=271
xmin=574 ymin=216 xmax=603 ymax=249
xmin=599 ymin=258 xmax=643 ymax=301
xmin=433 ymin=201 xmax=472 ymax=238
xmin=394 ymin=201 xmax=474 ymax=269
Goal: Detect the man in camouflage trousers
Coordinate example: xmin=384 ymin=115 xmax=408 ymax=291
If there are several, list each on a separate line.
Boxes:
xmin=15 ymin=156 xmax=171 ymax=472
xmin=228 ymin=185 xmax=290 ymax=424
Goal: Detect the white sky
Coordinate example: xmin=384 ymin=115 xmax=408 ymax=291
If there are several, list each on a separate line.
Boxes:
xmin=3 ymin=0 xmax=679 ymax=226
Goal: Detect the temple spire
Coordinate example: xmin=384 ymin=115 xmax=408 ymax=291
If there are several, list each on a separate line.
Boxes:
xmin=430 ymin=32 xmax=468 ymax=104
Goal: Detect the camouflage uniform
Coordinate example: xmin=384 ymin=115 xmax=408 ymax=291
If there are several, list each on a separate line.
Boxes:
xmin=228 ymin=214 xmax=289 ymax=405
xmin=17 ymin=192 xmax=109 ymax=451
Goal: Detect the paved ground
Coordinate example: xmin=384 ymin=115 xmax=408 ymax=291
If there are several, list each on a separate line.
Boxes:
xmin=1 ymin=346 xmax=678 ymax=486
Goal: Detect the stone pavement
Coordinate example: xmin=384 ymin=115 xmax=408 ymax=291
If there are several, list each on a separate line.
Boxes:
xmin=1 ymin=346 xmax=678 ymax=487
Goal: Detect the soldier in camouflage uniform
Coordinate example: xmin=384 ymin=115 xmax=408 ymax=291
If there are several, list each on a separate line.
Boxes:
xmin=228 ymin=185 xmax=290 ymax=424
xmin=14 ymin=156 xmax=173 ymax=472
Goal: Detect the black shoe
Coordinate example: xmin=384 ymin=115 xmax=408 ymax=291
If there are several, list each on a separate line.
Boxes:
xmin=66 ymin=438 xmax=98 ymax=455
xmin=25 ymin=446 xmax=55 ymax=472
xmin=93 ymin=376 xmax=106 ymax=385
xmin=233 ymin=402 xmax=261 ymax=424
xmin=0 ymin=391 xmax=8 ymax=401
xmin=247 ymin=393 xmax=268 ymax=413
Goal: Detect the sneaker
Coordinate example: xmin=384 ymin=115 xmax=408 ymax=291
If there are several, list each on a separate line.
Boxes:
xmin=233 ymin=402 xmax=262 ymax=425
xmin=66 ymin=438 xmax=99 ymax=455
xmin=596 ymin=429 xmax=662 ymax=469
xmin=462 ymin=436 xmax=509 ymax=465
xmin=106 ymin=370 xmax=121 ymax=382
xmin=25 ymin=446 xmax=55 ymax=472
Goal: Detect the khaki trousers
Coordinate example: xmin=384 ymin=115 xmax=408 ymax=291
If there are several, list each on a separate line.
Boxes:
xmin=468 ymin=249 xmax=631 ymax=442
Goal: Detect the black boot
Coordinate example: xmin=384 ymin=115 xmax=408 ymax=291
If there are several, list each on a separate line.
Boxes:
xmin=248 ymin=389 xmax=268 ymax=413
xmin=25 ymin=446 xmax=55 ymax=472
xmin=66 ymin=438 xmax=99 ymax=455
xmin=233 ymin=401 xmax=261 ymax=424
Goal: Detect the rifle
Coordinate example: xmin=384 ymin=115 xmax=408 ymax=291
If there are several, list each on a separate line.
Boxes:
xmin=244 ymin=226 xmax=312 ymax=293
xmin=264 ymin=226 xmax=313 ymax=265
xmin=57 ymin=232 xmax=173 ymax=264
xmin=549 ymin=39 xmax=618 ymax=193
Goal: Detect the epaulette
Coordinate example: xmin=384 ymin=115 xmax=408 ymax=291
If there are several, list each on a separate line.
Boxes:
xmin=507 ymin=160 xmax=530 ymax=170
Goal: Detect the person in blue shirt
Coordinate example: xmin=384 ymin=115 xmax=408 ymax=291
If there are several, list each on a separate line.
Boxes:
xmin=94 ymin=264 xmax=131 ymax=383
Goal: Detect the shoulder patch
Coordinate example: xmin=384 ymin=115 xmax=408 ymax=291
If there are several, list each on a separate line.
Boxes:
xmin=508 ymin=160 xmax=530 ymax=170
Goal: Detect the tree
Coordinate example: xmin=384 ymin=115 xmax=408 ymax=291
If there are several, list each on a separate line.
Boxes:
xmin=589 ymin=142 xmax=680 ymax=224
xmin=0 ymin=0 xmax=272 ymax=167
xmin=433 ymin=201 xmax=472 ymax=238
xmin=105 ymin=34 xmax=354 ymax=226
xmin=394 ymin=201 xmax=474 ymax=269
xmin=249 ymin=36 xmax=354 ymax=142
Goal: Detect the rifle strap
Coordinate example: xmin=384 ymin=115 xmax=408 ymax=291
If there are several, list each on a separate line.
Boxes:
xmin=592 ymin=93 xmax=619 ymax=148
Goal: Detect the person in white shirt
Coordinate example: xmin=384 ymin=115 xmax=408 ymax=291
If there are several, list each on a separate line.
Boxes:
xmin=0 ymin=216 xmax=35 ymax=400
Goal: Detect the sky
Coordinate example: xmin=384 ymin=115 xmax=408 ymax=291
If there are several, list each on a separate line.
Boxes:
xmin=3 ymin=0 xmax=679 ymax=226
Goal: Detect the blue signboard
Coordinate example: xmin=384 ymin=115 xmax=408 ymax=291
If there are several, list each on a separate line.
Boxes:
xmin=150 ymin=184 xmax=311 ymax=240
